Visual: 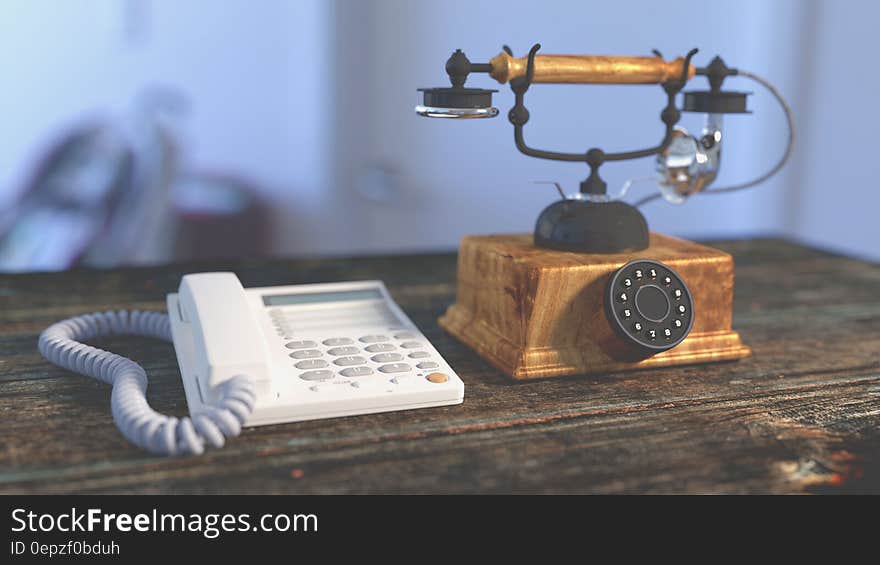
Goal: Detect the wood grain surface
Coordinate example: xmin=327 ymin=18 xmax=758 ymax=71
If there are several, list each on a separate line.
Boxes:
xmin=439 ymin=233 xmax=750 ymax=379
xmin=1 ymin=239 xmax=879 ymax=494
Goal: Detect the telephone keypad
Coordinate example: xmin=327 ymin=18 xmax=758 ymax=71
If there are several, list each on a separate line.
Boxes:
xmin=605 ymin=259 xmax=694 ymax=354
xmin=279 ymin=324 xmax=448 ymax=386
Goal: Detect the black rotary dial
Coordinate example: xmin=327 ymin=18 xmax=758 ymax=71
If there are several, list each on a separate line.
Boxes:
xmin=604 ymin=259 xmax=694 ymax=354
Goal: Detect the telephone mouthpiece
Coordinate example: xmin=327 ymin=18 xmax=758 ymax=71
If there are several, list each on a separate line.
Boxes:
xmin=415 ymin=87 xmax=498 ymax=119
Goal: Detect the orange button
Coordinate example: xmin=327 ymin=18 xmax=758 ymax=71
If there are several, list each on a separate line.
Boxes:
xmin=426 ymin=372 xmax=449 ymax=383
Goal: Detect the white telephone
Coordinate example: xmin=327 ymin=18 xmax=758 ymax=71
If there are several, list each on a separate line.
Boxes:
xmin=38 ymin=273 xmax=464 ymax=456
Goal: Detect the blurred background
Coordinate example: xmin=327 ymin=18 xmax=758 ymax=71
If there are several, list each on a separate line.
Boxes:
xmin=0 ymin=0 xmax=876 ymax=272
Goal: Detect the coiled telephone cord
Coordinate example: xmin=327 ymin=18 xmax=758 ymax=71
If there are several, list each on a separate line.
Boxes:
xmin=38 ymin=310 xmax=255 ymax=456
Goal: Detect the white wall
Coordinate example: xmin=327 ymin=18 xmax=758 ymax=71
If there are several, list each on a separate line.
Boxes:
xmin=0 ymin=0 xmax=876 ymax=262
xmin=783 ymin=0 xmax=880 ymax=260
xmin=0 ymin=0 xmax=331 ymax=253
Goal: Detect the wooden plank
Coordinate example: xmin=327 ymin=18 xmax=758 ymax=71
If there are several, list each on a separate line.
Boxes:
xmin=1 ymin=370 xmax=877 ymax=494
xmin=0 ymin=239 xmax=878 ymax=493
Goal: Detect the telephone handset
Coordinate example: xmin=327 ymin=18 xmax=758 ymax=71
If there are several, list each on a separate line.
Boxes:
xmin=173 ymin=273 xmax=273 ymax=405
xmin=38 ymin=272 xmax=464 ymax=456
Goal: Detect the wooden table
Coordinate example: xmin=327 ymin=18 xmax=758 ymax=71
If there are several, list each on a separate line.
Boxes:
xmin=1 ymin=239 xmax=878 ymax=494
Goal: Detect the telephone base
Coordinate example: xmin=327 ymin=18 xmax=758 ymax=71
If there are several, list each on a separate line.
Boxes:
xmin=166 ymin=277 xmax=465 ymax=428
xmin=438 ymin=232 xmax=751 ymax=380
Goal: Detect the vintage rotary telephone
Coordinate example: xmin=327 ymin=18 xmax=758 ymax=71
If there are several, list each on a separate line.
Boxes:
xmin=418 ymin=44 xmax=794 ymax=378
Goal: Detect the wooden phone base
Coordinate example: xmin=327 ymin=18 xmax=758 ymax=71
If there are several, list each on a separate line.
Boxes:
xmin=438 ymin=233 xmax=751 ymax=380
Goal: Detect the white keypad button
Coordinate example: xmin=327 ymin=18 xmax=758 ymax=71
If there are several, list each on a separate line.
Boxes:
xmin=399 ymin=341 xmax=423 ymax=349
xmin=333 ymin=356 xmax=367 ymax=366
xmin=289 ymin=349 xmax=322 ymax=359
xmin=295 ymin=359 xmax=329 ymax=370
xmin=408 ymin=351 xmax=430 ymax=359
xmin=416 ymin=361 xmax=439 ymax=370
xmin=300 ymin=370 xmax=334 ymax=381
xmin=393 ymin=332 xmax=416 ymax=339
xmin=339 ymin=366 xmax=374 ymax=377
xmin=378 ymin=363 xmax=412 ymax=373
xmin=364 ymin=343 xmax=395 ymax=353
xmin=371 ymin=353 xmax=404 ymax=363
xmin=285 ymin=340 xmax=317 ymax=349
xmin=359 ymin=335 xmax=390 ymax=343
xmin=327 ymin=346 xmax=359 ymax=356
xmin=322 ymin=337 xmax=353 ymax=346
